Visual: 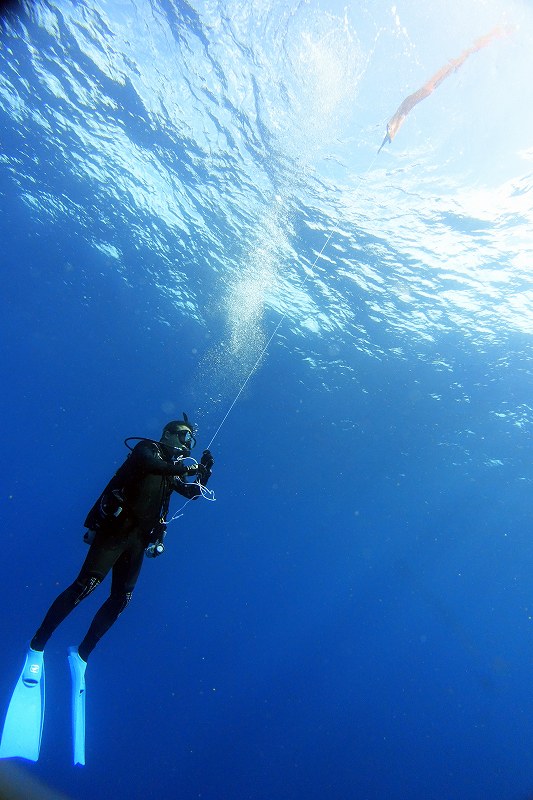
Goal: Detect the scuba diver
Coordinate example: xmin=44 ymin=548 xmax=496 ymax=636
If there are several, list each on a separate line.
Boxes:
xmin=0 ymin=415 xmax=214 ymax=766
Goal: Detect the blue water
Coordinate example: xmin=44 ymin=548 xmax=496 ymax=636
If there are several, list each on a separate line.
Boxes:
xmin=1 ymin=0 xmax=533 ymax=798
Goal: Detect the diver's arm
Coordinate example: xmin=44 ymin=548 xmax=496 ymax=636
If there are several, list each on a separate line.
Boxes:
xmin=132 ymin=441 xmax=189 ymax=477
xmin=171 ymin=476 xmax=202 ymax=499
xmin=169 ymin=450 xmax=214 ymax=499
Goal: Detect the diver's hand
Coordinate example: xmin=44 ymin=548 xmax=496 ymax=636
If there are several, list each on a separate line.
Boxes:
xmin=200 ymin=450 xmax=214 ymax=470
xmin=196 ymin=450 xmax=214 ymax=485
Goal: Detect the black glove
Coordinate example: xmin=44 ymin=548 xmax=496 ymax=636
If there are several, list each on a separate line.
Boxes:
xmin=201 ymin=450 xmax=214 ymax=470
xmin=197 ymin=449 xmax=214 ymax=485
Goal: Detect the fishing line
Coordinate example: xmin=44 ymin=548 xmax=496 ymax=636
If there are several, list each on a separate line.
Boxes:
xmin=205 ymin=150 xmax=380 ymax=452
xmin=167 ymin=479 xmax=215 ymax=525
xmin=166 ymin=456 xmax=216 ymax=525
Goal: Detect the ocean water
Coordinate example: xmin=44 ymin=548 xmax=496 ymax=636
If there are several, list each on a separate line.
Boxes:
xmin=1 ymin=0 xmax=533 ymax=798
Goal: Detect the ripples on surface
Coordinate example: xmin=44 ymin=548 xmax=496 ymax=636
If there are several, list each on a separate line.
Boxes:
xmin=1 ymin=0 xmax=532 ymax=422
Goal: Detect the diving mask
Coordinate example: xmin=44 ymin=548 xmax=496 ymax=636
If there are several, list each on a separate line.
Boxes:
xmin=172 ymin=426 xmax=196 ymax=450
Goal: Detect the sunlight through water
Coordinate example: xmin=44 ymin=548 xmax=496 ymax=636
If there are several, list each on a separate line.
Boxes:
xmin=0 ymin=0 xmax=532 ymax=425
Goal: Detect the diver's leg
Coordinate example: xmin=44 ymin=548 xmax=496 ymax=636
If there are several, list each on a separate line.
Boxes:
xmin=77 ymin=533 xmax=145 ymax=662
xmin=30 ymin=534 xmax=121 ymax=652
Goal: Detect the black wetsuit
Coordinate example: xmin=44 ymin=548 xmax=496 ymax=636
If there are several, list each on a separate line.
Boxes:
xmin=31 ymin=440 xmax=204 ymax=661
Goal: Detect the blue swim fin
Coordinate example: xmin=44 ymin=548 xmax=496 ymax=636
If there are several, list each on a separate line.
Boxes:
xmin=68 ymin=647 xmax=86 ymax=766
xmin=0 ymin=647 xmax=45 ymax=762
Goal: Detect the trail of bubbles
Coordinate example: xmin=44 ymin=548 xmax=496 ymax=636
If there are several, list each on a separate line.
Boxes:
xmin=193 ymin=198 xmax=291 ymax=412
xmin=190 ymin=5 xmax=367 ymax=429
